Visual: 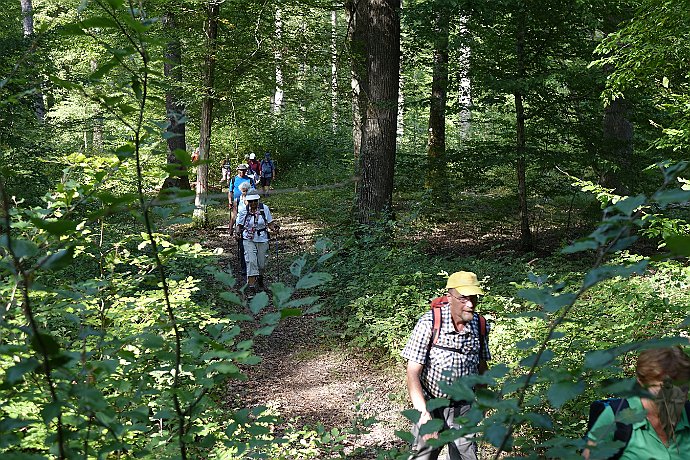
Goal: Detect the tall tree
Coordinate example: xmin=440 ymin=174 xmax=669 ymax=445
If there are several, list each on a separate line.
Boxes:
xmin=346 ymin=0 xmax=368 ymax=164
xmin=20 ymin=0 xmax=45 ymax=122
xmin=425 ymin=0 xmax=451 ymax=201
xmin=271 ymin=6 xmax=284 ymax=115
xmin=194 ymin=0 xmax=220 ymax=223
xmin=355 ymin=0 xmax=401 ymax=223
xmin=162 ymin=10 xmax=190 ymax=190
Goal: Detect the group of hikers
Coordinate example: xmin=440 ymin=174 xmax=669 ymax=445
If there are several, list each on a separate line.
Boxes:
xmin=224 ymin=152 xmax=279 ymax=298
xmin=210 ymin=145 xmax=689 ymax=459
xmin=403 ymin=270 xmax=690 ymax=459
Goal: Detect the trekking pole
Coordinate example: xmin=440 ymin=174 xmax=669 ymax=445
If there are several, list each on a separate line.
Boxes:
xmin=273 ymin=231 xmax=280 ymax=283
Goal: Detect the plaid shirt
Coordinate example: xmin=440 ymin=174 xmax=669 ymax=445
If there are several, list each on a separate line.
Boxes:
xmin=401 ymin=305 xmax=491 ymax=400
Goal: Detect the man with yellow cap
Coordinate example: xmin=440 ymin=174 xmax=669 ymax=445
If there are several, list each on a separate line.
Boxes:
xmin=401 ymin=271 xmax=491 ymax=460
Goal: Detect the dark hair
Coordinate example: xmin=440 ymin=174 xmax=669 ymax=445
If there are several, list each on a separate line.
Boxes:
xmin=636 ymin=346 xmax=690 ymax=386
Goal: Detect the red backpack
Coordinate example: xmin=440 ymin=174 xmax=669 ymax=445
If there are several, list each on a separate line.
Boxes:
xmin=429 ymin=295 xmax=487 ymax=354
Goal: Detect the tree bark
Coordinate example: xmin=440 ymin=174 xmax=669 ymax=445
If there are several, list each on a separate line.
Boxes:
xmin=162 ymin=11 xmax=190 ymax=190
xmin=20 ymin=0 xmax=46 ymax=122
xmin=426 ymin=4 xmax=449 ymax=202
xmin=331 ymin=10 xmax=339 ymax=133
xmin=194 ymin=0 xmax=219 ymax=223
xmin=514 ymin=12 xmax=533 ymax=251
xmin=271 ymin=7 xmax=284 ymax=115
xmin=346 ymin=0 xmax=369 ymax=182
xmin=457 ymin=15 xmax=472 ymax=141
xmin=355 ymin=0 xmax=400 ymax=224
xmin=601 ymin=97 xmax=633 ymax=194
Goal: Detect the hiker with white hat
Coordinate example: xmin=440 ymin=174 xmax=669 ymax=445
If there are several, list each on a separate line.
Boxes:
xmin=234 ymin=192 xmax=279 ymax=296
xmin=401 ymin=271 xmax=491 ymax=460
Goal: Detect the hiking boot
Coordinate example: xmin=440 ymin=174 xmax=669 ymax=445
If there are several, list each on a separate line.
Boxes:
xmin=245 ymin=285 xmax=256 ymax=299
xmin=257 ymin=275 xmax=265 ymax=291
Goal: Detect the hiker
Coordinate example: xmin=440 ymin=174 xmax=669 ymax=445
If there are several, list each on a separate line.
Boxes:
xmin=583 ymin=346 xmax=690 ymax=460
xmin=248 ymin=153 xmax=261 ymax=183
xmin=229 ymin=182 xmax=252 ymax=280
xmin=220 ymin=158 xmax=233 ymax=183
xmin=229 ymin=164 xmax=256 ymax=236
xmin=234 ymin=192 xmax=279 ymax=295
xmin=401 ymin=271 xmax=491 ymax=460
xmin=260 ymin=152 xmax=276 ymax=196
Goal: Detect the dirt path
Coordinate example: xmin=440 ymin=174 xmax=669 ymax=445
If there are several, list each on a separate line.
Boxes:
xmin=200 ymin=210 xmax=408 ymax=458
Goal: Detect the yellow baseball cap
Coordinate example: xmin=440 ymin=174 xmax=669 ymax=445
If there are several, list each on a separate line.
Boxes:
xmin=445 ymin=271 xmax=484 ymax=295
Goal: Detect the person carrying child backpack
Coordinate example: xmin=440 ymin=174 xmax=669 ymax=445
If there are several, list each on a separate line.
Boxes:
xmin=260 ymin=152 xmax=276 ymax=196
xmin=584 ymin=346 xmax=690 ymax=460
xmin=401 ymin=271 xmax=491 ymax=460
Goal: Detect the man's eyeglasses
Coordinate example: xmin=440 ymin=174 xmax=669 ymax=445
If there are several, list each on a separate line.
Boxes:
xmin=448 ymin=292 xmax=479 ymax=303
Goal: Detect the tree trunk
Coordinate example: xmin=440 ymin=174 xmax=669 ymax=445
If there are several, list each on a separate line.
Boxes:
xmin=356 ymin=0 xmax=400 ymax=224
xmin=425 ymin=4 xmax=449 ymax=202
xmin=194 ymin=0 xmax=219 ymax=223
xmin=331 ymin=10 xmax=339 ymax=133
xmin=600 ymin=97 xmax=633 ymax=195
xmin=20 ymin=0 xmax=46 ymax=122
xmin=457 ymin=15 xmax=472 ymax=141
xmin=346 ymin=0 xmax=368 ymax=171
xmin=271 ymin=7 xmax=284 ymax=115
xmin=514 ymin=13 xmax=533 ymax=251
xmin=162 ymin=11 xmax=190 ymax=190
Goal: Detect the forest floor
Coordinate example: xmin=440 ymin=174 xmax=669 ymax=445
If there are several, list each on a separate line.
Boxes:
xmin=197 ymin=207 xmax=409 ymax=458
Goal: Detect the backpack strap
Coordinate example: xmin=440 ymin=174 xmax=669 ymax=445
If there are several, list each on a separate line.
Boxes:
xmin=428 ymin=295 xmax=486 ymax=353
xmin=586 ymin=398 xmax=631 ymax=460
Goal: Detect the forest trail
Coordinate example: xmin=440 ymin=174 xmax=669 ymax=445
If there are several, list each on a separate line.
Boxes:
xmin=199 ymin=205 xmax=408 ymax=457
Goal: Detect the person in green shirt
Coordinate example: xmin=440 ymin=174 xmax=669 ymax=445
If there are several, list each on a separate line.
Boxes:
xmin=584 ymin=346 xmax=690 ymax=460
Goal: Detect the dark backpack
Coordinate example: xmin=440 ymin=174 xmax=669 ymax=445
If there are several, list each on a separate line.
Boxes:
xmin=586 ymin=398 xmax=690 ymax=459
xmin=261 ymin=159 xmax=274 ymax=177
xmin=428 ymin=295 xmax=487 ymax=356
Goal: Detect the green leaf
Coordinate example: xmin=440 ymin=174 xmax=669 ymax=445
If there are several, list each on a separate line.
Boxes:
xmin=426 ymin=398 xmax=450 ymax=411
xmin=290 ymin=256 xmax=307 ymax=277
xmin=106 ymin=0 xmax=124 ymax=7
xmin=562 ymin=238 xmax=599 ymax=254
xmin=115 ymin=144 xmax=135 ymax=160
xmin=220 ymin=291 xmax=242 ymax=305
xmin=485 ymin=422 xmax=510 ymax=448
xmin=419 ymin=418 xmax=443 ymax=436
xmin=652 ymin=189 xmax=690 ymax=207
xmin=249 ymin=291 xmax=269 ymax=315
xmin=40 ymin=247 xmax=75 ymax=270
xmin=295 ymin=272 xmax=332 ymax=290
xmin=31 ymin=333 xmax=60 ymax=356
xmin=280 ymin=308 xmax=302 ymax=319
xmin=523 ymin=411 xmax=553 ymax=429
xmin=583 ymin=261 xmax=648 ymax=289
xmin=41 ymin=401 xmax=62 ymax=425
xmin=30 ymin=218 xmax=78 ymax=235
xmin=664 ymin=234 xmax=690 ymax=257
xmin=401 ymin=409 xmax=421 ymax=423
xmin=5 ymin=358 xmax=40 ymax=384
xmin=395 ymin=429 xmax=415 ymax=444
xmin=547 ymin=380 xmax=584 ymax=408
xmin=609 ymin=194 xmax=646 ymax=216
xmin=584 ymin=350 xmax=616 ymax=369
xmin=519 ymin=349 xmax=554 ymax=368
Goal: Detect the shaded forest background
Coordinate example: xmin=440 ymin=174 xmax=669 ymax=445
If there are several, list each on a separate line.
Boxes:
xmin=1 ymin=0 xmax=690 ymax=458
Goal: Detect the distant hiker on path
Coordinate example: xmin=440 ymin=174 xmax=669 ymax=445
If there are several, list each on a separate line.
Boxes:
xmin=401 ymin=271 xmax=491 ymax=460
xmin=220 ymin=158 xmax=232 ymax=183
xmin=235 ymin=192 xmax=279 ymax=296
xmin=583 ymin=346 xmax=690 ymax=460
xmin=260 ymin=152 xmax=276 ymax=196
xmin=230 ymin=182 xmax=252 ymax=280
xmin=228 ymin=163 xmax=256 ymax=225
xmin=248 ymin=153 xmax=261 ymax=183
